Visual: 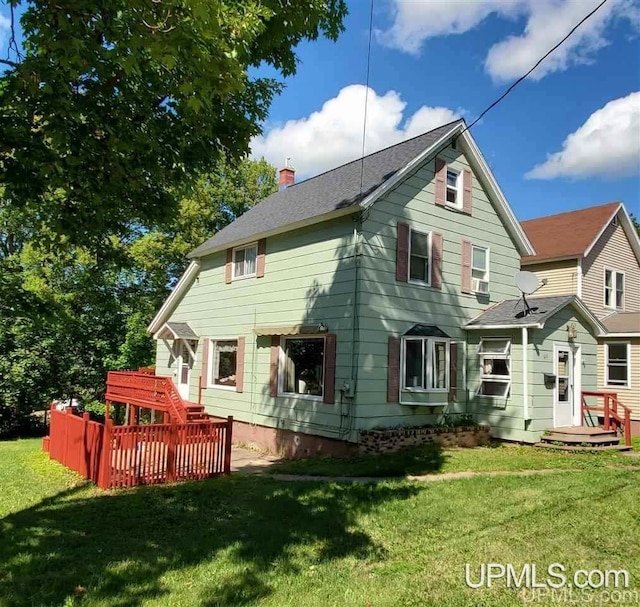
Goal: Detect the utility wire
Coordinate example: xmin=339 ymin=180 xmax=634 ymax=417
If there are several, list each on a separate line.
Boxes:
xmin=457 ymin=0 xmax=610 ymax=138
xmin=359 ymin=0 xmax=375 ymax=194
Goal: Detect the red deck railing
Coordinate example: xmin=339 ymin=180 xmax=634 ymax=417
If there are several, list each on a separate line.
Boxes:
xmin=44 ymin=406 xmax=233 ymax=488
xmin=581 ymin=391 xmax=632 ymax=447
xmin=105 ymin=371 xmax=189 ymax=424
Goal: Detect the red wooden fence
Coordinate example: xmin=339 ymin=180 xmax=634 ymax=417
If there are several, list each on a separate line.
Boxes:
xmin=45 ymin=406 xmax=233 ymax=489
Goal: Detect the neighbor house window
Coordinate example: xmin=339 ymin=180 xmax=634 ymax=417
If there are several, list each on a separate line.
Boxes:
xmin=446 ymin=168 xmax=462 ymax=209
xmin=605 ymin=342 xmax=630 ymax=387
xmin=402 ymin=337 xmax=449 ymax=391
xmin=209 ymin=340 xmax=238 ymax=388
xmin=471 ymin=245 xmax=490 ymax=294
xmin=232 ymin=243 xmax=257 ymax=279
xmin=604 ymin=269 xmax=624 ymax=309
xmin=477 ymin=338 xmax=511 ymax=398
xmin=409 ymin=228 xmax=431 ymax=284
xmin=280 ymin=337 xmax=324 ymax=398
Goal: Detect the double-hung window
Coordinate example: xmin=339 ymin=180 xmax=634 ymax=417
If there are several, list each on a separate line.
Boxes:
xmin=409 ymin=228 xmax=431 ymax=284
xmin=402 ymin=337 xmax=449 ymax=391
xmin=209 ymin=340 xmax=238 ymax=388
xmin=605 ymin=342 xmax=630 ymax=387
xmin=446 ymin=168 xmax=462 ymax=209
xmin=280 ymin=336 xmax=325 ymax=398
xmin=471 ymin=245 xmax=490 ymax=294
xmin=232 ymin=243 xmax=257 ymax=279
xmin=604 ymin=269 xmax=624 ymax=309
xmin=477 ymin=338 xmax=511 ymax=398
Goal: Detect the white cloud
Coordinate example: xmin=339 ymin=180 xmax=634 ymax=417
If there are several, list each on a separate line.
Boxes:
xmin=251 ymin=84 xmax=461 ymax=177
xmin=526 ymin=91 xmax=640 ymax=180
xmin=378 ymin=0 xmax=640 ymax=82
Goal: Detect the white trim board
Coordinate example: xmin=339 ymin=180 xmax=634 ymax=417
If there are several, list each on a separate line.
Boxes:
xmin=148 ymin=260 xmax=201 ymax=335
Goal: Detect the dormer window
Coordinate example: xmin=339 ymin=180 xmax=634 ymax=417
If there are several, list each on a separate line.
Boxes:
xmin=446 ymin=168 xmax=462 ymax=209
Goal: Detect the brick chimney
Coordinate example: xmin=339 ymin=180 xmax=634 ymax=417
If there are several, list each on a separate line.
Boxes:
xmin=278 ymin=158 xmax=295 ymax=189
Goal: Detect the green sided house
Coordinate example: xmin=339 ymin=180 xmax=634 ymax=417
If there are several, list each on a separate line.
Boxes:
xmin=148 ymin=119 xmax=609 ymax=455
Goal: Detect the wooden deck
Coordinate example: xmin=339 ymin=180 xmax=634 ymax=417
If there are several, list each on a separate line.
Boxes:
xmin=536 ymin=425 xmax=631 ymax=452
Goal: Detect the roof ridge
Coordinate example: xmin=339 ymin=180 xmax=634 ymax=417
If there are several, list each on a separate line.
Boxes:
xmin=521 ymin=201 xmax=621 ymax=224
xmin=283 ymin=118 xmax=464 ymax=189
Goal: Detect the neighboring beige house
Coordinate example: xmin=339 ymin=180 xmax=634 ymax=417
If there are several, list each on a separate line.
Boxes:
xmin=521 ymin=202 xmax=640 ymax=433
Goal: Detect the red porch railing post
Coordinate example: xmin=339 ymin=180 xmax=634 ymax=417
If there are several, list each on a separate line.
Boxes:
xmin=224 ymin=416 xmax=233 ymax=475
xmin=166 ymin=422 xmax=177 ymax=482
xmin=603 ymin=395 xmax=610 ymax=431
xmin=624 ymin=415 xmax=632 ymax=447
xmin=97 ymin=419 xmax=113 ymax=489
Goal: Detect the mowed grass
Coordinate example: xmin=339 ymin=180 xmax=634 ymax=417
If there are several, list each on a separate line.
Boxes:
xmin=269 ymin=441 xmax=640 ymax=477
xmin=1 ymin=439 xmax=639 ymax=607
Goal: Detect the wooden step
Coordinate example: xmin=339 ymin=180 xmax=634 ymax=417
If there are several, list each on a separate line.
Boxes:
xmin=535 ymin=442 xmax=632 ymax=453
xmin=541 ymin=433 xmax=620 ymax=446
xmin=546 ymin=426 xmax=618 ymax=437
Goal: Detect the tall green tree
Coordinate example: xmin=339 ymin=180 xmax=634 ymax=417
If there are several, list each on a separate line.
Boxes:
xmin=0 ymin=0 xmax=346 ymax=250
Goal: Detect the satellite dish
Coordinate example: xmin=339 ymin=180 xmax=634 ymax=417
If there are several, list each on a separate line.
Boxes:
xmin=515 ymin=271 xmax=540 ymax=295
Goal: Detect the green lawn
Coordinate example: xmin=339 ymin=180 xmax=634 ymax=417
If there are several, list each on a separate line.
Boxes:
xmin=269 ymin=441 xmax=640 ymax=477
xmin=1 ymin=439 xmax=639 ymax=607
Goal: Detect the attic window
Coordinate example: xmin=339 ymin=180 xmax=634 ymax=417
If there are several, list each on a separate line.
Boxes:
xmin=612 ymin=216 xmax=619 ymax=227
xmin=446 ymin=169 xmax=462 ymax=209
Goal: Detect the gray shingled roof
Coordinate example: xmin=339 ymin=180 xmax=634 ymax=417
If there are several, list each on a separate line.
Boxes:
xmin=603 ymin=312 xmax=640 ymax=334
xmin=189 ymin=120 xmax=463 ymax=258
xmin=465 ymin=295 xmax=576 ymax=328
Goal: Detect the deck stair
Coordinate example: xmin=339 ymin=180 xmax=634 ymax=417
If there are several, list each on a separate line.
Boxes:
xmin=106 ymin=370 xmax=214 ymax=424
xmin=536 ymin=426 xmax=632 ymax=452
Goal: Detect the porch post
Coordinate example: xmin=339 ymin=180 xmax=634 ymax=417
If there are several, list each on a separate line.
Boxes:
xmin=522 ymin=327 xmax=530 ymax=421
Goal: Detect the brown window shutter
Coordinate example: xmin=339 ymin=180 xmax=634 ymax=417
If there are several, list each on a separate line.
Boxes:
xmin=235 ymin=337 xmax=245 ymax=393
xmin=200 ymin=338 xmax=210 ymax=389
xmin=431 ymin=232 xmax=443 ymax=289
xmin=323 ymin=333 xmax=336 ymax=405
xmin=225 ymin=249 xmax=233 ymax=284
xmin=461 ymin=240 xmax=472 ymax=294
xmin=269 ymin=335 xmax=279 ymax=398
xmin=435 ymin=158 xmax=446 ymax=207
xmin=463 ymin=168 xmax=473 ymax=215
xmin=387 ymin=336 xmax=400 ymax=403
xmin=396 ymin=222 xmax=409 ymax=282
xmin=256 ymin=239 xmax=266 ymax=278
xmin=448 ymin=342 xmax=458 ymax=402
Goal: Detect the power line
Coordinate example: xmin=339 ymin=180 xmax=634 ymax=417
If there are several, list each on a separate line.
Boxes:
xmin=458 ymin=0 xmax=610 ymax=138
xmin=359 ymin=0 xmax=375 ymax=195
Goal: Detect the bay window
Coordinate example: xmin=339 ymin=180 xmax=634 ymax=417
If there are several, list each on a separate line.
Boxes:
xmin=402 ymin=337 xmax=449 ymax=391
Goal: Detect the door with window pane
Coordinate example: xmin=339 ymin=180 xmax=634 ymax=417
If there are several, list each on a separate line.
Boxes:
xmin=554 ymin=346 xmax=573 ymax=427
xmin=176 ymin=340 xmax=194 ymax=400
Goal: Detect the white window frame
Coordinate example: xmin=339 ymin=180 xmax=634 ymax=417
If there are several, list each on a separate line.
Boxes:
xmin=231 ymin=242 xmax=258 ymax=280
xmin=445 ymin=167 xmax=463 ymax=211
xmin=477 ymin=338 xmax=511 ymax=399
xmin=278 ymin=335 xmax=325 ymax=401
xmin=604 ymin=341 xmax=631 ymax=388
xmin=401 ymin=336 xmax=450 ymax=393
xmin=603 ymin=268 xmax=624 ymax=310
xmin=471 ymin=244 xmax=490 ymax=294
xmin=207 ymin=338 xmax=239 ymax=390
xmin=408 ymin=227 xmax=432 ymax=286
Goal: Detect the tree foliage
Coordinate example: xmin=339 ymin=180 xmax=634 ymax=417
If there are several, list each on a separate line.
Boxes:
xmin=0 ymin=0 xmax=346 ymax=249
xmin=0 ymin=156 xmax=278 ymax=437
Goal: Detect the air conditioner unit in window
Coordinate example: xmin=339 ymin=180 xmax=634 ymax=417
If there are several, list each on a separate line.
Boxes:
xmin=473 ymin=278 xmax=490 ymax=294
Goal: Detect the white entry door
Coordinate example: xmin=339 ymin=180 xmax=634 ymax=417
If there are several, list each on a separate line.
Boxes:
xmin=554 ymin=346 xmax=574 ymax=427
xmin=176 ymin=340 xmax=193 ymax=400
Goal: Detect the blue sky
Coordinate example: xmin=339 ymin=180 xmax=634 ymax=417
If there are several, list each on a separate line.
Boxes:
xmin=251 ymin=0 xmax=640 ymax=221
xmin=1 ymin=1 xmax=638 ymax=222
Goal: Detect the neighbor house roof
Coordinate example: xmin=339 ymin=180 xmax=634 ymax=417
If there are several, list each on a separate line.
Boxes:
xmin=602 ymin=312 xmax=640 ymax=336
xmin=190 ymin=121 xmax=462 ymax=257
xmin=465 ymin=295 xmax=605 ymax=335
xmin=521 ymin=201 xmax=640 ymax=266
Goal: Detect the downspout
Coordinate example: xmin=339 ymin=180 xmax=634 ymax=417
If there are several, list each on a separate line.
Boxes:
xmin=522 ymin=327 xmax=530 ymax=421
